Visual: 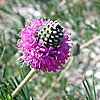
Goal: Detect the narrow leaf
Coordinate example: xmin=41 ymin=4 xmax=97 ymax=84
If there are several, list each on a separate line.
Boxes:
xmin=84 ymin=76 xmax=94 ymax=99
xmin=82 ymin=80 xmax=91 ymax=100
xmin=7 ymin=83 xmax=13 ymax=100
xmin=70 ymin=82 xmax=87 ymax=100
xmin=92 ymin=75 xmax=96 ymax=100
xmin=0 ymin=7 xmax=12 ymax=14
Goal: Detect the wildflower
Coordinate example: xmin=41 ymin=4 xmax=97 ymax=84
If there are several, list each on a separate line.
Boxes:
xmin=17 ymin=18 xmax=71 ymax=72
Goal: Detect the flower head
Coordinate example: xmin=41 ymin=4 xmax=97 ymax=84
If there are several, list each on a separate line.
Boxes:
xmin=17 ymin=18 xmax=71 ymax=72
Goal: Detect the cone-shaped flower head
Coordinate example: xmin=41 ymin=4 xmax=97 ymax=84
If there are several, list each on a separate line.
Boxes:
xmin=17 ymin=18 xmax=71 ymax=72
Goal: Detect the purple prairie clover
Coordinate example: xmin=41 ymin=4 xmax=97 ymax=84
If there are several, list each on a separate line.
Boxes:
xmin=17 ymin=18 xmax=71 ymax=72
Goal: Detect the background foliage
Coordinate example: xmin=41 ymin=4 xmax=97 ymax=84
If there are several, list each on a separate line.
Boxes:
xmin=0 ymin=0 xmax=100 ymax=100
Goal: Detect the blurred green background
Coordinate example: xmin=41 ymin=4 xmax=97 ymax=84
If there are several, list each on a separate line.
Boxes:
xmin=0 ymin=0 xmax=100 ymax=100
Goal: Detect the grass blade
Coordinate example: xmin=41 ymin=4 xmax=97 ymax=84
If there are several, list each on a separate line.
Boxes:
xmin=20 ymin=68 xmax=29 ymax=99
xmin=82 ymin=79 xmax=91 ymax=100
xmin=70 ymin=82 xmax=87 ymax=100
xmin=84 ymin=76 xmax=94 ymax=99
xmin=65 ymin=90 xmax=73 ymax=100
xmin=0 ymin=7 xmax=12 ymax=14
xmin=1 ymin=86 xmax=8 ymax=100
xmin=7 ymin=83 xmax=13 ymax=100
xmin=92 ymin=75 xmax=96 ymax=100
xmin=0 ymin=92 xmax=4 ymax=100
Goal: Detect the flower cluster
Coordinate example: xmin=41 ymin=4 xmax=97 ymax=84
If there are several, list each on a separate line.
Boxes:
xmin=17 ymin=18 xmax=71 ymax=72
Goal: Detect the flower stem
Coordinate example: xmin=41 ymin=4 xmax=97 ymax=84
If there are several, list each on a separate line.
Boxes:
xmin=11 ymin=68 xmax=36 ymax=98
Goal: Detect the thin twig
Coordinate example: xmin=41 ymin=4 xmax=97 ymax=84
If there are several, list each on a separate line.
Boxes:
xmin=41 ymin=89 xmax=52 ymax=100
xmin=57 ymin=57 xmax=73 ymax=82
xmin=80 ymin=36 xmax=100 ymax=49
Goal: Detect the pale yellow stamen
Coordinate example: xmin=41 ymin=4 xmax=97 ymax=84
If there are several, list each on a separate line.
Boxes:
xmin=36 ymin=50 xmax=39 ymax=52
xmin=44 ymin=17 xmax=47 ymax=19
xmin=27 ymin=26 xmax=29 ymax=29
xmin=21 ymin=47 xmax=24 ymax=50
xmin=38 ymin=17 xmax=41 ymax=20
xmin=59 ymin=61 xmax=61 ymax=63
xmin=18 ymin=28 xmax=23 ymax=30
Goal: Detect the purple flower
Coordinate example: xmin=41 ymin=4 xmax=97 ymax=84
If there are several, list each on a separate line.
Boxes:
xmin=17 ymin=18 xmax=71 ymax=72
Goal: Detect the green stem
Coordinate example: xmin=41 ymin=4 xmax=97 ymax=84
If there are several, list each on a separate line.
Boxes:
xmin=11 ymin=68 xmax=36 ymax=98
